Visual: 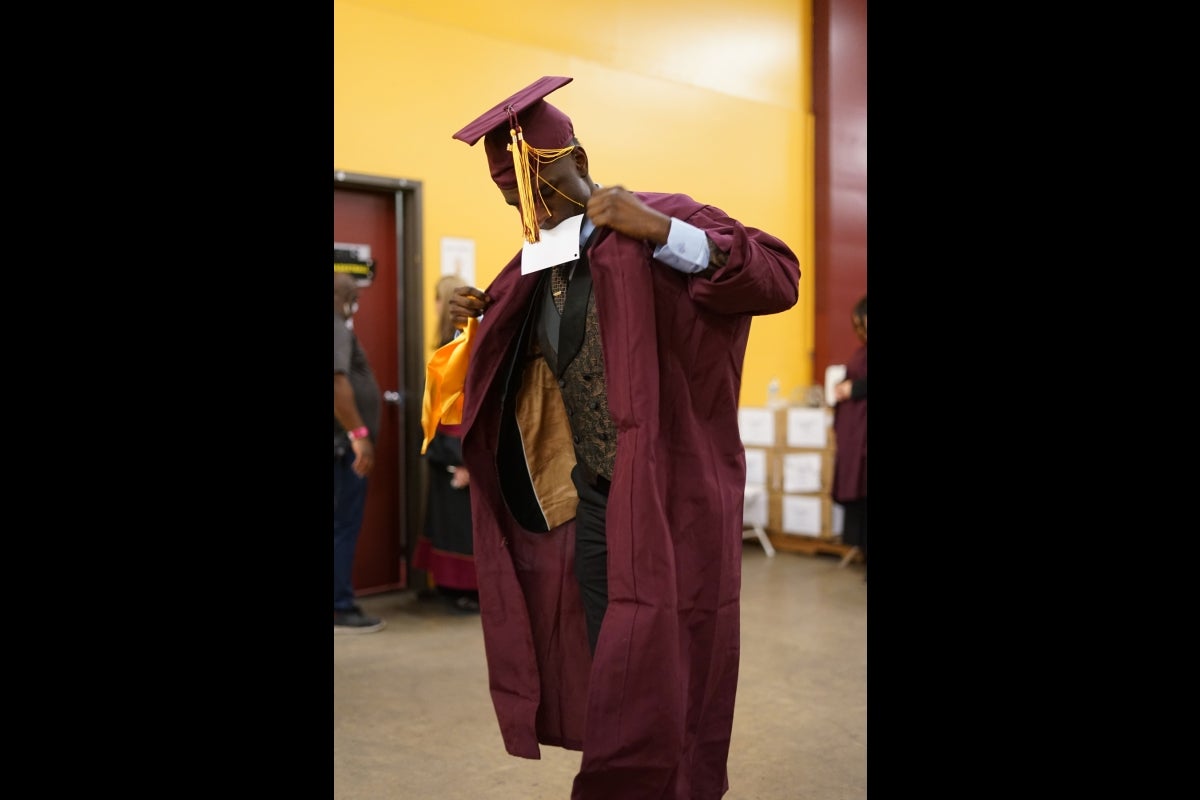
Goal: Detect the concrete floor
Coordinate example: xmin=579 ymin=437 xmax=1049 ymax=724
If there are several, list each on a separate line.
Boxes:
xmin=334 ymin=544 xmax=867 ymax=799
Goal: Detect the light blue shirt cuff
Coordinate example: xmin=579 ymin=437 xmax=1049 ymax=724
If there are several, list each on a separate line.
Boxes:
xmin=653 ymin=218 xmax=711 ymax=274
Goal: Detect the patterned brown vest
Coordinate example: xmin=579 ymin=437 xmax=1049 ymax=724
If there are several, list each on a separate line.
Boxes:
xmin=534 ymin=253 xmax=617 ymax=482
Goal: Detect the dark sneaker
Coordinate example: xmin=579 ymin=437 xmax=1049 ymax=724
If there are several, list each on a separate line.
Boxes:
xmin=450 ymin=595 xmax=480 ymax=614
xmin=334 ymin=606 xmax=386 ymax=634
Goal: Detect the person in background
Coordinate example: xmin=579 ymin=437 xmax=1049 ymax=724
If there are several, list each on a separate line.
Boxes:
xmin=412 ymin=274 xmax=480 ymax=614
xmin=832 ymin=294 xmax=868 ymax=578
xmin=333 ymin=271 xmax=385 ymax=633
xmin=438 ymin=76 xmax=800 ymax=799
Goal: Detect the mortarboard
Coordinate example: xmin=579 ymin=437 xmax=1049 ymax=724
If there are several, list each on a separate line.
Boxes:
xmin=426 ymin=79 xmax=574 ymax=439
xmin=452 ymin=76 xmax=577 ymax=243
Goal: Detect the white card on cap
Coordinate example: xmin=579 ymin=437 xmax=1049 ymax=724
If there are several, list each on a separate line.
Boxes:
xmin=521 ymin=214 xmax=584 ymax=274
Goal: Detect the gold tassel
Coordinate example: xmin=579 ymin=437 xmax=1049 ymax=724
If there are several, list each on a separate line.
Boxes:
xmin=506 ymin=107 xmax=578 ymax=244
xmin=511 ymin=128 xmax=540 ymax=244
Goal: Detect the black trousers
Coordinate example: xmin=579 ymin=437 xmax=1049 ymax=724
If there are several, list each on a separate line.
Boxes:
xmin=571 ymin=463 xmax=610 ymax=654
xmin=841 ymin=499 xmax=868 ymax=560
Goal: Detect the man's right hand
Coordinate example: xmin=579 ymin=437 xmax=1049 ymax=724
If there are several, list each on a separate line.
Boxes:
xmin=449 ymin=286 xmax=493 ymax=328
xmin=351 ymin=438 xmax=375 ymax=477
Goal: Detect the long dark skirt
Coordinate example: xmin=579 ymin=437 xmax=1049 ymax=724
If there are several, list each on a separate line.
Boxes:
xmin=413 ymin=432 xmax=477 ymax=592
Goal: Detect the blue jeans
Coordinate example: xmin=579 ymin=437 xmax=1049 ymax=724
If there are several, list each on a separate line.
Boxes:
xmin=334 ymin=446 xmax=369 ymax=612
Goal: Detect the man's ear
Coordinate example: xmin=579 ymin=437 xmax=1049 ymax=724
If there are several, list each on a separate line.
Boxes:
xmin=573 ymin=146 xmax=589 ymax=176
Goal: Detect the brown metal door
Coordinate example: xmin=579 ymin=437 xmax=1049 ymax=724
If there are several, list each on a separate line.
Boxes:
xmin=334 ymin=187 xmax=407 ymax=595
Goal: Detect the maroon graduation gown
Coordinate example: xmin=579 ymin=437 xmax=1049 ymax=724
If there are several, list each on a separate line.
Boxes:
xmin=458 ymin=191 xmax=800 ymax=800
xmin=831 ymin=343 xmax=867 ymax=503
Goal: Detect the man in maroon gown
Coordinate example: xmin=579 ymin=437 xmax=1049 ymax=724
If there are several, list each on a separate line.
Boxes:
xmin=444 ymin=76 xmax=801 ymax=800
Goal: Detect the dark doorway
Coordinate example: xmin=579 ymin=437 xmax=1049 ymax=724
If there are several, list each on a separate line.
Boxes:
xmin=334 ymin=171 xmax=425 ymax=595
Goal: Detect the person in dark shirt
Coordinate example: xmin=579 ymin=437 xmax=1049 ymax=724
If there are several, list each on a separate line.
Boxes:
xmin=333 ymin=271 xmax=385 ymax=633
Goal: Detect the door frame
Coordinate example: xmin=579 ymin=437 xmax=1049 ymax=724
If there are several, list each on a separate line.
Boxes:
xmin=334 ymin=169 xmax=426 ymax=580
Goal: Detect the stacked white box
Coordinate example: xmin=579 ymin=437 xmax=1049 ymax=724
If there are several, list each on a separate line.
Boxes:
xmin=740 ymin=401 xmax=839 ymax=541
xmin=743 ymin=447 xmax=768 ymax=488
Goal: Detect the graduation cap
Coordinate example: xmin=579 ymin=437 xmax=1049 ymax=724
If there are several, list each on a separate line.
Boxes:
xmin=452 ymin=76 xmax=577 ymax=243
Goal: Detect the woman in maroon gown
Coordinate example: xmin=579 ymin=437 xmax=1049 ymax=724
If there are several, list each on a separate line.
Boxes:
xmin=832 ymin=295 xmax=868 ymax=573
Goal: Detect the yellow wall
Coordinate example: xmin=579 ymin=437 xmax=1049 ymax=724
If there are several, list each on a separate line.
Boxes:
xmin=334 ymin=0 xmax=815 ymax=406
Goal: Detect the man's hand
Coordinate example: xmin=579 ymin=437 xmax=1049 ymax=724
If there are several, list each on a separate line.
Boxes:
xmin=351 ymin=438 xmax=375 ymax=477
xmin=586 ymin=185 xmax=672 ymax=245
xmin=449 ymin=286 xmax=493 ymax=329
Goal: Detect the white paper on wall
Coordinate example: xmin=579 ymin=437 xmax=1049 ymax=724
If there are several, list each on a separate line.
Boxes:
xmin=831 ymin=501 xmax=844 ymax=535
xmin=440 ymin=236 xmax=476 ymax=286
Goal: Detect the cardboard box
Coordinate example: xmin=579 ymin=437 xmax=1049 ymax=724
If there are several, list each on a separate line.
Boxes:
xmin=744 ymin=448 xmax=768 ymax=487
xmin=782 ymin=406 xmax=831 ymax=449
xmin=767 ymin=491 xmax=834 ymax=538
xmin=772 ymin=447 xmax=834 ymax=493
xmin=739 ymin=405 xmax=834 ymax=449
xmin=738 ymin=407 xmax=777 ymax=447
xmin=742 ymin=484 xmax=768 ymax=528
xmin=760 ymin=446 xmax=834 ymax=493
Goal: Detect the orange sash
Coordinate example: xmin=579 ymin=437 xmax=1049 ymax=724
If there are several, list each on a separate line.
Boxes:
xmin=419 ymin=317 xmax=477 ymax=454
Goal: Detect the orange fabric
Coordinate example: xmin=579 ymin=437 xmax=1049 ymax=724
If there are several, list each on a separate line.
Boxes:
xmin=420 ymin=317 xmax=476 ymax=454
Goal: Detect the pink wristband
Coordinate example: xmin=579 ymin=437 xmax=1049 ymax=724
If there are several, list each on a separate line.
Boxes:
xmin=347 ymin=426 xmax=369 ymax=442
